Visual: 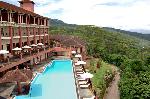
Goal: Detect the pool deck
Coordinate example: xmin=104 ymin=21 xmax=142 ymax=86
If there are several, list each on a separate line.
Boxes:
xmin=9 ymin=56 xmax=94 ymax=99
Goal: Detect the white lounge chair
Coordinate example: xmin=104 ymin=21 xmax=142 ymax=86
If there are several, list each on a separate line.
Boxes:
xmin=80 ymin=83 xmax=90 ymax=88
xmin=77 ymin=77 xmax=86 ymax=81
xmin=83 ymin=96 xmax=95 ymax=99
xmin=78 ymin=80 xmax=88 ymax=85
xmin=76 ymin=71 xmax=85 ymax=74
xmin=76 ymin=68 xmax=83 ymax=70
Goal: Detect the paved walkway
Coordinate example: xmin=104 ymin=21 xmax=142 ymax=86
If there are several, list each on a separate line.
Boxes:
xmin=104 ymin=66 xmax=120 ymax=99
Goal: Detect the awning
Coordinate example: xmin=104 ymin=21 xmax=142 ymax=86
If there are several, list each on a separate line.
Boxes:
xmin=30 ymin=44 xmax=37 ymax=47
xmin=22 ymin=45 xmax=31 ymax=49
xmin=0 ymin=50 xmax=9 ymax=54
xmin=37 ymin=43 xmax=44 ymax=46
xmin=12 ymin=47 xmax=22 ymax=51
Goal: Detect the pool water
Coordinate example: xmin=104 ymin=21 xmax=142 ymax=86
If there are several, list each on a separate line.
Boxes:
xmin=15 ymin=60 xmax=77 ymax=99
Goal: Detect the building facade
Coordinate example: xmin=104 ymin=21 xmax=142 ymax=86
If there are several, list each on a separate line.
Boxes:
xmin=0 ymin=0 xmax=50 ymax=74
xmin=0 ymin=0 xmax=49 ymax=52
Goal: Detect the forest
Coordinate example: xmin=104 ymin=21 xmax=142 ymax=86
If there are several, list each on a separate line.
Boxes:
xmin=49 ymin=20 xmax=150 ymax=99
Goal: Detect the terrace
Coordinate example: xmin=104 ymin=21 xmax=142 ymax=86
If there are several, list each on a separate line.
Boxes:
xmin=0 ymin=45 xmax=71 ymax=73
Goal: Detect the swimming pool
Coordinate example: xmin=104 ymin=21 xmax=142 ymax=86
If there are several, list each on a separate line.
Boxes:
xmin=15 ymin=60 xmax=78 ymax=99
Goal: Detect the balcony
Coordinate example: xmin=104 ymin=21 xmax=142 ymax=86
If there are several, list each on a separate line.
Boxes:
xmin=29 ymin=35 xmax=34 ymax=37
xmin=40 ymin=34 xmax=44 ymax=36
xmin=45 ymin=34 xmax=49 ymax=36
xmin=0 ymin=46 xmax=71 ymax=72
xmin=0 ymin=21 xmax=49 ymax=28
xmin=1 ymin=37 xmax=11 ymax=39
xmin=13 ymin=36 xmax=20 ymax=39
xmin=0 ymin=21 xmax=14 ymax=26
xmin=22 ymin=35 xmax=28 ymax=38
xmin=0 ymin=46 xmax=52 ymax=72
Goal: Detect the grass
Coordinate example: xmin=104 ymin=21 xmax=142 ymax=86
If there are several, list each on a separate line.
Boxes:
xmin=88 ymin=59 xmax=113 ymax=99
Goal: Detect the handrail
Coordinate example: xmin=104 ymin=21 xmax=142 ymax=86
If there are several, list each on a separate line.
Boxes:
xmin=0 ymin=48 xmax=54 ymax=72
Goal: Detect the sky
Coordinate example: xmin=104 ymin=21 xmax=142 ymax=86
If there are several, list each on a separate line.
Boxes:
xmin=3 ymin=0 xmax=150 ymax=33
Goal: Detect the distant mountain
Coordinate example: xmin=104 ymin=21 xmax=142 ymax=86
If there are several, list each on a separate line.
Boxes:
xmin=50 ymin=19 xmax=150 ymax=41
xmin=130 ymin=29 xmax=150 ymax=34
xmin=50 ymin=19 xmax=77 ymax=27
xmin=102 ymin=27 xmax=150 ymax=41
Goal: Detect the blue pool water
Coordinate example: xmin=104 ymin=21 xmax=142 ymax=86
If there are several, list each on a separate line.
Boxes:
xmin=15 ymin=60 xmax=77 ymax=99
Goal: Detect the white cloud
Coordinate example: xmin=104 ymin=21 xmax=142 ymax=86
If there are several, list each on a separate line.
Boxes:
xmin=3 ymin=0 xmax=150 ymax=32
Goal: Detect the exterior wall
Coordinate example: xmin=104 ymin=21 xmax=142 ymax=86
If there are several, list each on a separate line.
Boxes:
xmin=20 ymin=3 xmax=34 ymax=12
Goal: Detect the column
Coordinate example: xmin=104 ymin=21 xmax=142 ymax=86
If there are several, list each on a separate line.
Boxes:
xmin=22 ymin=15 xmax=23 ymax=23
xmin=18 ymin=26 xmax=22 ymax=47
xmin=19 ymin=15 xmax=21 ymax=23
xmin=0 ymin=27 xmax=2 ymax=50
xmin=18 ymin=15 xmax=20 ymax=23
xmin=47 ymin=28 xmax=49 ymax=45
xmin=0 ymin=10 xmax=2 ymax=50
xmin=26 ymin=27 xmax=30 ymax=45
xmin=0 ymin=10 xmax=2 ymax=21
xmin=26 ymin=15 xmax=28 ymax=24
xmin=8 ymin=12 xmax=9 ymax=22
xmin=43 ymin=28 xmax=45 ymax=45
xmin=9 ymin=26 xmax=13 ymax=53
xmin=38 ymin=28 xmax=41 ymax=43
xmin=10 ymin=12 xmax=13 ymax=22
xmin=34 ymin=17 xmax=35 ymax=24
xmin=33 ymin=27 xmax=36 ymax=44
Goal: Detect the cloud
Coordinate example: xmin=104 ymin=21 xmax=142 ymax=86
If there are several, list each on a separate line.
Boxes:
xmin=2 ymin=0 xmax=150 ymax=32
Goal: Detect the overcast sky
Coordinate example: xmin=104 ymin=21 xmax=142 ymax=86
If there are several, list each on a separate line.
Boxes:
xmin=4 ymin=0 xmax=150 ymax=33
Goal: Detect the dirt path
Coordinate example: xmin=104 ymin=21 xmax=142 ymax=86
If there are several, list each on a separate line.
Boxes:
xmin=104 ymin=66 xmax=120 ymax=99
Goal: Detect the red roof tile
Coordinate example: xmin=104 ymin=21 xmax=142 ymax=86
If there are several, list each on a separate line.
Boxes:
xmin=0 ymin=1 xmax=48 ymax=19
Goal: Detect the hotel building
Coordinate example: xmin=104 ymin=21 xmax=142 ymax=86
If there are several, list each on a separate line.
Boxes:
xmin=0 ymin=0 xmax=51 ymax=75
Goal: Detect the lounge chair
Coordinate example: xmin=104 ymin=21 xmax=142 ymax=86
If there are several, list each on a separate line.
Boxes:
xmin=76 ymin=71 xmax=84 ymax=74
xmin=76 ymin=68 xmax=83 ymax=70
xmin=78 ymin=80 xmax=88 ymax=85
xmin=83 ymin=96 xmax=95 ymax=99
xmin=77 ymin=77 xmax=86 ymax=81
xmin=80 ymin=83 xmax=90 ymax=88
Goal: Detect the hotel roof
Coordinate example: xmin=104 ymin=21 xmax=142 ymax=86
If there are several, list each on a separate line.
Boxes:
xmin=51 ymin=35 xmax=86 ymax=47
xmin=18 ymin=0 xmax=35 ymax=4
xmin=0 ymin=1 xmax=48 ymax=19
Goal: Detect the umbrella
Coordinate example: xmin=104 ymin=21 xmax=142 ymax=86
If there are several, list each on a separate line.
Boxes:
xmin=79 ymin=72 xmax=94 ymax=79
xmin=71 ymin=51 xmax=76 ymax=54
xmin=30 ymin=44 xmax=37 ymax=47
xmin=22 ymin=45 xmax=31 ymax=49
xmin=37 ymin=43 xmax=44 ymax=46
xmin=12 ymin=47 xmax=22 ymax=51
xmin=77 ymin=61 xmax=86 ymax=65
xmin=22 ymin=68 xmax=33 ymax=80
xmin=75 ymin=54 xmax=82 ymax=58
xmin=0 ymin=69 xmax=30 ymax=83
xmin=0 ymin=69 xmax=32 ymax=94
xmin=0 ymin=50 xmax=9 ymax=54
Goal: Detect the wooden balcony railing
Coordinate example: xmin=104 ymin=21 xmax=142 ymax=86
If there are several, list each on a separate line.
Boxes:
xmin=0 ymin=47 xmax=71 ymax=73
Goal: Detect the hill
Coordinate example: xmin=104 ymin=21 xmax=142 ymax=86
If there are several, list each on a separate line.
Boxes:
xmin=50 ymin=19 xmax=150 ymax=41
xmin=50 ymin=19 xmax=77 ymax=27
xmin=49 ymin=19 xmax=150 ymax=99
xmin=102 ymin=27 xmax=150 ymax=41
